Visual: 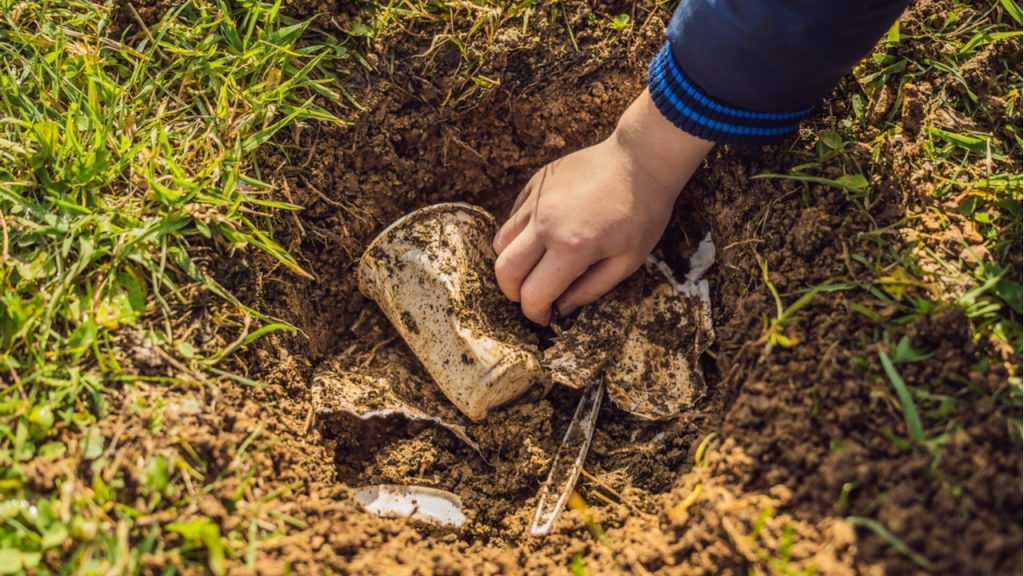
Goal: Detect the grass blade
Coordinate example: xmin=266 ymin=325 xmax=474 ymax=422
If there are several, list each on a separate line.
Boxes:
xmin=878 ymin=349 xmax=925 ymax=443
xmin=1000 ymin=0 xmax=1023 ymax=25
xmin=846 ymin=516 xmax=936 ymax=571
xmin=752 ymin=172 xmax=868 ymax=192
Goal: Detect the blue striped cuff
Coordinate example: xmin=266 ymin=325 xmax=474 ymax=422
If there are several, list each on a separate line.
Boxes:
xmin=647 ymin=43 xmax=810 ymax=145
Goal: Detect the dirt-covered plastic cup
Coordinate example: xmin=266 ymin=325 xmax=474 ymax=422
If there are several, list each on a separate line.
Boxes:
xmin=357 ymin=203 xmax=544 ymax=422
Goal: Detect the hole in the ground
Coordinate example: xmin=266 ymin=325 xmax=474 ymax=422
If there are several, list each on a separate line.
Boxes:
xmin=309 ymin=202 xmax=725 ymax=542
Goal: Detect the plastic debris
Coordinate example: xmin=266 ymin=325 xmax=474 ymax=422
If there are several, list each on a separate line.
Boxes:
xmin=357 ymin=203 xmax=544 ymax=421
xmin=353 ymin=484 xmax=466 ymax=528
xmin=530 ymin=380 xmax=604 ymax=536
xmin=312 ymin=357 xmax=485 ymax=458
xmin=543 ymin=235 xmax=716 ymax=420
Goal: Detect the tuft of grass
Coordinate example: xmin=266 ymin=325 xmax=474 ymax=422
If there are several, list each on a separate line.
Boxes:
xmin=570 ymin=552 xmax=586 ymax=576
xmin=0 ymin=1 xmax=343 ymax=571
xmin=745 ymin=506 xmax=818 ymax=576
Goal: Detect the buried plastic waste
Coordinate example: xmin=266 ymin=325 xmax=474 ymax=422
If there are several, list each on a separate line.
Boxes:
xmin=353 ymin=202 xmax=715 ymax=422
xmin=356 ymin=203 xmax=544 ymax=422
xmin=353 ymin=485 xmax=466 ymax=528
xmin=311 ymin=357 xmax=485 ymax=459
xmin=314 ymin=202 xmax=716 ymax=533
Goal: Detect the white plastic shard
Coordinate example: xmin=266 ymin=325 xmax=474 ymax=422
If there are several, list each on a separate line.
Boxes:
xmin=541 ymin=274 xmax=643 ymax=390
xmin=646 ymin=233 xmax=716 ymax=298
xmin=603 ymin=275 xmax=713 ymax=420
xmin=603 ymin=236 xmax=715 ymax=420
xmin=353 ymin=484 xmax=466 ymax=528
xmin=684 ymin=234 xmax=716 ymax=286
xmin=311 ymin=356 xmax=485 ymax=458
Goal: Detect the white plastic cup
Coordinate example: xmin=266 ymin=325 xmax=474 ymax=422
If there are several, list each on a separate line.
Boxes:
xmin=357 ymin=203 xmax=544 ymax=421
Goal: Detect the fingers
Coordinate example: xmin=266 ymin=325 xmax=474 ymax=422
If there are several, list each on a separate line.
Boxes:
xmin=493 ymin=223 xmax=545 ymax=302
xmin=555 ymin=257 xmax=638 ymax=317
xmin=496 ymin=163 xmax=549 ymax=253
xmin=519 ymin=250 xmax=590 ymax=325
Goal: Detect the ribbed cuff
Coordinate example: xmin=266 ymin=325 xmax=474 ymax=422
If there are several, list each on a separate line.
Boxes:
xmin=647 ymin=42 xmax=810 ymax=145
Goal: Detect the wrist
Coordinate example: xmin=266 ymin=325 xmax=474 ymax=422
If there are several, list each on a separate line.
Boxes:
xmin=611 ymin=88 xmax=714 ymax=201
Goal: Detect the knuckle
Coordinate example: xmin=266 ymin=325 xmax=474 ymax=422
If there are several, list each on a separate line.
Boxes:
xmin=493 ymin=254 xmax=513 ymax=277
xmin=492 ymin=231 xmax=507 ymax=254
xmin=548 ymin=231 xmax=591 ymax=255
xmin=574 ymin=289 xmax=604 ymax=305
xmin=519 ymin=283 xmax=539 ymax=309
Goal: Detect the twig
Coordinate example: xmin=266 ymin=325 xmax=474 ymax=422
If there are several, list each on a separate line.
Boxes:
xmin=301 ymin=401 xmax=315 ymax=436
xmin=278 ymin=177 xmax=306 ymax=242
xmin=204 ymin=315 xmax=252 ymax=367
xmin=722 ymin=238 xmax=763 ymax=252
xmin=581 ymin=467 xmax=644 ymax=515
xmin=154 ymin=345 xmax=209 ymax=385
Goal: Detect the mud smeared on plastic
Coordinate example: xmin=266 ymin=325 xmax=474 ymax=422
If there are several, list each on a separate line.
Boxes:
xmin=357 ymin=203 xmax=545 ymax=421
xmin=312 ymin=355 xmax=485 ymax=458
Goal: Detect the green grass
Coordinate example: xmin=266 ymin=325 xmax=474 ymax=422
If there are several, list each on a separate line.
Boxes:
xmin=861 ymin=0 xmax=1021 ymax=404
xmin=0 ymin=1 xmax=343 ymax=572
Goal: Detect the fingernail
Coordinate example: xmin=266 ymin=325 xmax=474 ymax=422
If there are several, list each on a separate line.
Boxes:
xmin=558 ymin=303 xmax=578 ymax=317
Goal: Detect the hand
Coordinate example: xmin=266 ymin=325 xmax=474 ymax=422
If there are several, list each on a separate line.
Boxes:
xmin=493 ymin=88 xmax=714 ymax=325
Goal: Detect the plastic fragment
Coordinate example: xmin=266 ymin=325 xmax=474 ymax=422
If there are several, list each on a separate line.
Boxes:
xmin=530 ymin=380 xmax=604 ymax=536
xmin=312 ymin=357 xmax=485 ymax=458
xmin=353 ymin=484 xmax=466 ymax=528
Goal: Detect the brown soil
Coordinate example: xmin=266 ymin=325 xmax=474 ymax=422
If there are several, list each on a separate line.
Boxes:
xmin=105 ymin=1 xmax=1022 ymax=574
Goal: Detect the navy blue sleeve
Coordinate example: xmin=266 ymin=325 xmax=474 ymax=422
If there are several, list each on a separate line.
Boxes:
xmin=648 ymin=0 xmax=907 ymax=145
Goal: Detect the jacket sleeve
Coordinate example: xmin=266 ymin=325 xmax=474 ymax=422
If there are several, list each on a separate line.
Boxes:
xmin=648 ymin=0 xmax=908 ymax=145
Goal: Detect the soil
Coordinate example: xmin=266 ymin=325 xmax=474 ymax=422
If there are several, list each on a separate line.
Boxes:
xmin=103 ymin=1 xmax=1021 ymax=574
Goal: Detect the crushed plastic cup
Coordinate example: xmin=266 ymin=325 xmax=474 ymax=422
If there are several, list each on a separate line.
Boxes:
xmin=543 ymin=236 xmax=716 ymax=420
xmin=357 ymin=203 xmax=545 ymax=422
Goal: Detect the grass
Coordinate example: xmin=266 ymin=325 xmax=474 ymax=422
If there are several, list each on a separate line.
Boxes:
xmin=0 ymin=1 xmax=344 ymax=572
xmin=858 ymin=0 xmax=1022 ymax=422
xmin=746 ymin=506 xmax=818 ymax=576
xmin=878 ymin=349 xmax=926 ymax=444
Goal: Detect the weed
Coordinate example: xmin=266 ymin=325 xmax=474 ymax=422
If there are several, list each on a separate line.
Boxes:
xmin=745 ymin=505 xmax=818 ymax=576
xmin=878 ymin=349 xmax=926 ymax=443
xmin=570 ymin=552 xmax=586 ymax=576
